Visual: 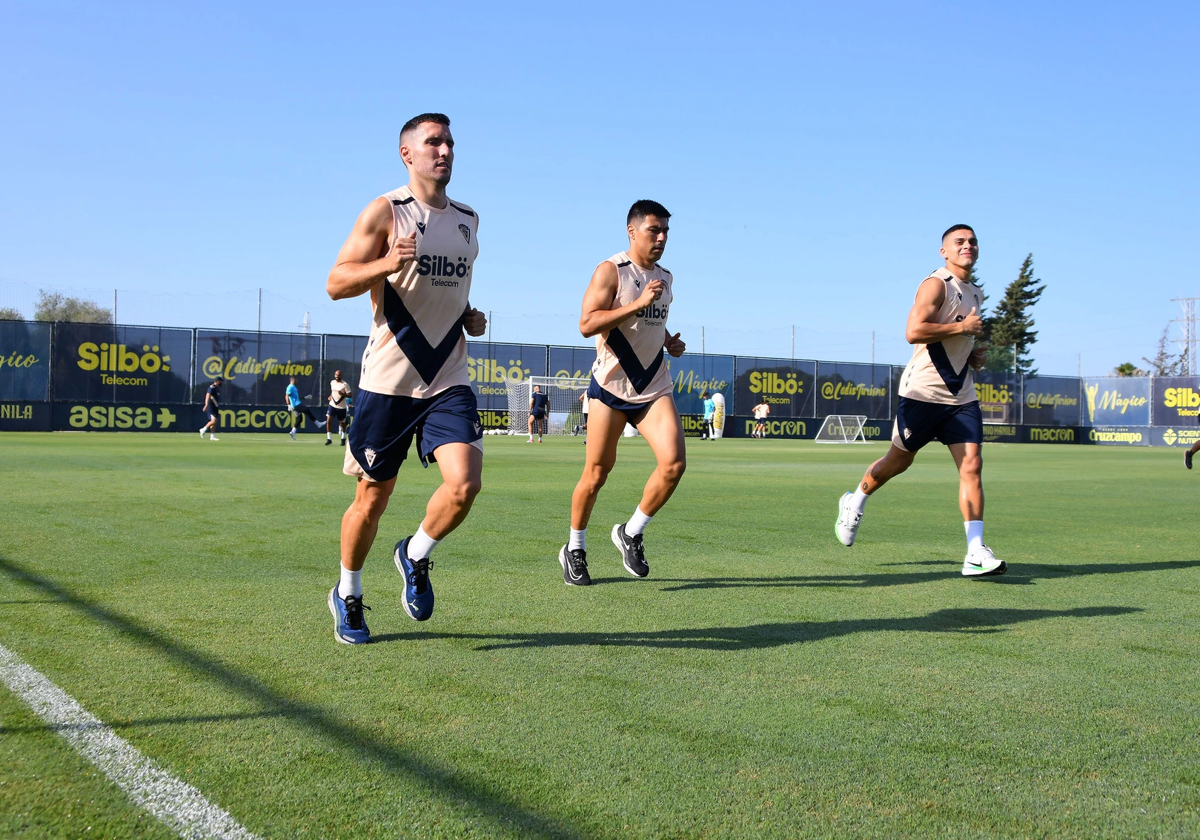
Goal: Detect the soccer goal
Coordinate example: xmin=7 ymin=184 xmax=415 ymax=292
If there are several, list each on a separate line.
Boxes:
xmin=814 ymin=415 xmax=871 ymax=444
xmin=505 ymin=376 xmax=591 ymax=435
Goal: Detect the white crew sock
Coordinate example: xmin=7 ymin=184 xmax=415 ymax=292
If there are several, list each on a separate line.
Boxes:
xmin=339 ymin=429 xmax=345 ymax=440
xmin=965 ymin=520 xmax=984 ymax=552
xmin=850 ymin=487 xmax=869 ymax=514
xmin=569 ymin=528 xmax=586 ymax=551
xmin=326 ymin=430 xmax=332 ymax=440
xmin=626 ymin=506 xmax=653 ymax=537
xmin=408 ymin=525 xmax=441 ymax=560
xmin=291 ymin=427 xmax=297 ymax=434
xmin=338 ymin=565 xmax=362 ymax=599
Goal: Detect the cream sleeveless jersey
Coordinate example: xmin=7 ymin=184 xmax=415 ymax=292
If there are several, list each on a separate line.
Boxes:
xmin=328 ymin=379 xmax=352 ymax=407
xmin=357 ymin=186 xmax=479 ymax=399
xmin=591 ymin=252 xmax=674 ymax=404
xmin=898 ymin=267 xmax=982 ymax=406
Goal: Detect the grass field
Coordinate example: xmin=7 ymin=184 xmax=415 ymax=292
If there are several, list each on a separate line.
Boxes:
xmin=1 ymin=432 xmax=1197 ymax=838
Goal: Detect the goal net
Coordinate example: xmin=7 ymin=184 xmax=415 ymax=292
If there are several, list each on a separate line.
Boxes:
xmin=814 ymin=415 xmax=870 ymax=444
xmin=505 ymin=376 xmax=591 ymax=435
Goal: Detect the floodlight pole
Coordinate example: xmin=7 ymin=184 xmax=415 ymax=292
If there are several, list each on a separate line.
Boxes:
xmin=257 ymin=288 xmax=262 ymax=333
xmin=113 ymin=289 xmax=117 ymax=325
xmin=1171 ymin=296 xmax=1198 ymax=375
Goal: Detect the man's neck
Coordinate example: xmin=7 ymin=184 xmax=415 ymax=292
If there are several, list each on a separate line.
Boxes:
xmin=944 ymin=261 xmax=969 ymax=281
xmin=628 ymin=249 xmax=656 ymax=270
xmin=408 ymin=177 xmax=449 ymax=209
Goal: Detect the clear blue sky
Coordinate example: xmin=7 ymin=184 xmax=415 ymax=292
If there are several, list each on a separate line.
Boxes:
xmin=1 ymin=1 xmax=1196 ymax=374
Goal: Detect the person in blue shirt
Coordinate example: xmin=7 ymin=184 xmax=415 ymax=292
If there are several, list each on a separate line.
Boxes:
xmin=286 ymin=376 xmax=326 ymax=440
xmin=701 ymin=391 xmax=715 ymax=441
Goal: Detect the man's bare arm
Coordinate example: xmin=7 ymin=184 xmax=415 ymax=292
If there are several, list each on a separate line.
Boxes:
xmin=327 ymin=197 xmax=416 ymax=301
xmin=905 ymin=277 xmax=983 ymax=344
xmin=579 ymin=262 xmax=663 ymax=338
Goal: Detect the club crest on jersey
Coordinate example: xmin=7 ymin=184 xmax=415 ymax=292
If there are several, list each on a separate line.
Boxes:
xmin=458 ymin=223 xmax=470 ymax=243
xmin=364 ymin=448 xmax=377 ymax=467
xmin=416 ymin=221 xmax=426 ymax=234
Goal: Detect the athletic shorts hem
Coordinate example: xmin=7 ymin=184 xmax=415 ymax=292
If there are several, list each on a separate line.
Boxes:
xmin=587 ymin=376 xmax=669 ymax=425
xmin=892 ymin=397 xmax=983 ymax=452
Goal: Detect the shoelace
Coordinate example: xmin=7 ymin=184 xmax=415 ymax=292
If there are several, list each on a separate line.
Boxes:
xmin=407 ymin=558 xmax=433 ymax=593
xmin=628 ymin=533 xmax=646 ymax=563
xmin=342 ymin=594 xmax=371 ymax=631
xmin=569 ymin=550 xmax=588 ymax=574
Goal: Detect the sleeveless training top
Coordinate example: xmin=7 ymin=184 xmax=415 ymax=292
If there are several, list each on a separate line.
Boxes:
xmin=591 ymin=252 xmax=673 ymax=404
xmin=898 ymin=267 xmax=983 ymax=406
xmin=357 ymin=185 xmax=479 ymax=399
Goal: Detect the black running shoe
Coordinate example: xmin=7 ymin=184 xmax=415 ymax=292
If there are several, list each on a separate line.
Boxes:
xmin=611 ymin=524 xmax=649 ymax=578
xmin=324 ymin=438 xmax=332 ymax=446
xmin=1187 ymin=450 xmax=1193 ymax=470
xmin=558 ymin=545 xmax=591 ymax=586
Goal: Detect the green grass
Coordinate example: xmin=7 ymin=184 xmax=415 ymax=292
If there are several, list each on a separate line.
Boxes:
xmin=1 ymin=432 xmax=1197 ymax=838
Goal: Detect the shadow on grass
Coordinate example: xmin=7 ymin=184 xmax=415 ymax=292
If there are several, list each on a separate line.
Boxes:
xmin=658 ymin=559 xmax=1200 ymax=592
xmin=0 ymin=710 xmax=285 ymax=736
xmin=373 ymin=606 xmax=1139 ymax=651
xmin=0 ymin=556 xmax=583 ymax=840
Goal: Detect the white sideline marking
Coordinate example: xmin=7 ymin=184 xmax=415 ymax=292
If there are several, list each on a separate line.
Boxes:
xmin=0 ymin=641 xmax=260 ymax=840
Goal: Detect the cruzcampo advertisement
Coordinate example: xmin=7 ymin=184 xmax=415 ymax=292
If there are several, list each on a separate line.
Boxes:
xmin=0 ymin=320 xmax=51 ymax=401
xmin=53 ymin=322 xmax=191 ymax=403
xmin=734 ymin=357 xmax=817 ymax=418
xmin=194 ymin=330 xmax=322 ymax=406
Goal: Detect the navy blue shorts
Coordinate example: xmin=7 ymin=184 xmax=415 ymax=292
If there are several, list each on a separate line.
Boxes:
xmin=345 ymin=385 xmax=482 ymax=482
xmin=587 ymin=376 xmax=659 ymax=425
xmin=531 ymin=410 xmax=546 ymax=420
xmin=206 ymin=409 xmax=218 ymax=423
xmin=327 ymin=406 xmax=347 ymax=422
xmin=892 ymin=397 xmax=983 ymax=452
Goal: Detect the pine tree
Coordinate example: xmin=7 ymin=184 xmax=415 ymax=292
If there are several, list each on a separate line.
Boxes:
xmin=1142 ymin=325 xmax=1181 ymax=376
xmin=985 ymin=254 xmax=1045 ymax=375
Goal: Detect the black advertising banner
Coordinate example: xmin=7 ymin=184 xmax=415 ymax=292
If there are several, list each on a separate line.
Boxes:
xmin=0 ymin=401 xmax=52 ymax=431
xmin=667 ymin=354 xmax=734 ymax=416
xmin=972 ymin=371 xmax=1019 ymax=425
xmin=465 ymin=342 xmax=547 ymax=410
xmin=1152 ymin=376 xmax=1200 ymax=426
xmin=53 ymin=323 xmax=192 ymax=403
xmin=816 ymin=362 xmax=891 ymax=419
xmin=1084 ymin=425 xmax=1149 ymax=445
xmin=1022 ymin=376 xmax=1082 ymax=426
xmin=1021 ymin=425 xmax=1083 ymax=444
xmin=323 ymin=334 xmax=368 ymax=405
xmin=213 ymin=404 xmax=328 ymax=432
xmin=726 ymin=416 xmax=816 ymax=439
xmin=734 ymin=357 xmax=816 ymax=418
xmin=195 ymin=330 xmax=321 ymax=406
xmin=0 ymin=321 xmax=51 ymax=400
xmin=1151 ymin=426 xmax=1200 ymax=448
xmin=1081 ymin=377 xmax=1151 ymax=426
xmin=548 ymin=345 xmax=595 ymax=382
xmin=51 ymin=402 xmax=202 ymax=432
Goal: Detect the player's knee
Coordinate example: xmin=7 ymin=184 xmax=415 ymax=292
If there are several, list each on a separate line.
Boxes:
xmin=356 ymin=493 xmax=390 ymax=523
xmin=582 ymin=463 xmax=610 ymax=492
xmin=446 ymin=476 xmax=482 ymax=507
xmin=960 ymin=453 xmax=983 ymax=478
xmin=661 ymin=458 xmax=686 ymax=484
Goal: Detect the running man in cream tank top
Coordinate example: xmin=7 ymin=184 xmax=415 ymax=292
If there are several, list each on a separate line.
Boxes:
xmin=558 ymin=200 xmax=688 ymax=587
xmin=833 ymin=224 xmax=1008 ymax=579
xmin=590 ymin=252 xmax=674 ymax=404
xmin=324 ymin=113 xmax=489 ymax=645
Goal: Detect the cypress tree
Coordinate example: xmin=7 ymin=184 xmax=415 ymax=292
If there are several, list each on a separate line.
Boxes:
xmin=985 ymin=254 xmax=1045 ymax=375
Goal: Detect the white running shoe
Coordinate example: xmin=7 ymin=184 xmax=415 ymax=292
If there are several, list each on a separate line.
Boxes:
xmin=835 ymin=492 xmax=862 ymax=547
xmin=962 ymin=544 xmax=1006 ymax=577
xmin=289 ymin=429 xmax=297 ymax=440
xmin=210 ymin=435 xmax=219 ymax=441
xmin=199 ymin=429 xmax=206 ymax=439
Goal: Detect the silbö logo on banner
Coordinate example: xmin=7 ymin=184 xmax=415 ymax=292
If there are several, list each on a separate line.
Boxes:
xmin=76 ymin=343 xmax=170 ymax=387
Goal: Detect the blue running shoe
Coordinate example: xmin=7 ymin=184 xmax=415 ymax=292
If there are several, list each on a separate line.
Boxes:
xmin=328 ymin=586 xmax=371 ymax=644
xmin=394 ymin=537 xmax=435 ymax=621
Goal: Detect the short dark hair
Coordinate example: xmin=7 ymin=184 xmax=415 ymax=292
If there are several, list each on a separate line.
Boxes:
xmin=627 ymin=199 xmax=670 ymax=226
xmin=399 ymin=113 xmax=450 ymax=146
xmin=942 ymin=224 xmax=975 ymax=241
xmin=213 ymin=376 xmax=222 ymax=383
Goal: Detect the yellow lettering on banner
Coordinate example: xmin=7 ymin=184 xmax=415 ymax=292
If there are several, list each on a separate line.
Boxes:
xmin=674 ymin=370 xmax=730 ymax=395
xmin=467 ymin=356 xmax=531 ymax=384
xmin=0 ymin=351 xmax=40 ymax=370
xmin=135 ymin=408 xmax=152 ymax=429
xmin=819 ymin=380 xmax=885 ymax=401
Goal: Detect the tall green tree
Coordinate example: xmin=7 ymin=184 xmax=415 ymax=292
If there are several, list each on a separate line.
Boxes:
xmin=984 ymin=254 xmax=1045 ymax=375
xmin=1141 ymin=325 xmax=1182 ymax=376
xmin=33 ymin=290 xmax=112 ymax=323
xmin=0 ymin=306 xmax=22 ymax=320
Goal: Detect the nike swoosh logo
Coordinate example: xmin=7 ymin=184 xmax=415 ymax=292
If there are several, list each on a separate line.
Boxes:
xmin=966 ymin=561 xmax=983 ymax=568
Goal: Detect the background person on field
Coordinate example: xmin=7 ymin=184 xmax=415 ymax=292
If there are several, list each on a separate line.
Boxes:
xmin=700 ymin=390 xmax=715 ymax=440
xmin=752 ymin=399 xmax=770 ymax=438
xmin=574 ymin=390 xmax=589 ymax=437
xmin=559 ymin=199 xmax=687 ymax=587
xmin=326 ymin=369 xmax=352 ymax=446
xmin=286 ymin=375 xmax=327 ymax=440
xmin=325 ymin=112 xmax=487 ymax=646
xmin=528 ymin=384 xmax=548 ymax=443
xmin=834 ymin=224 xmax=1005 ymax=578
xmin=199 ymin=376 xmax=222 ymax=441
